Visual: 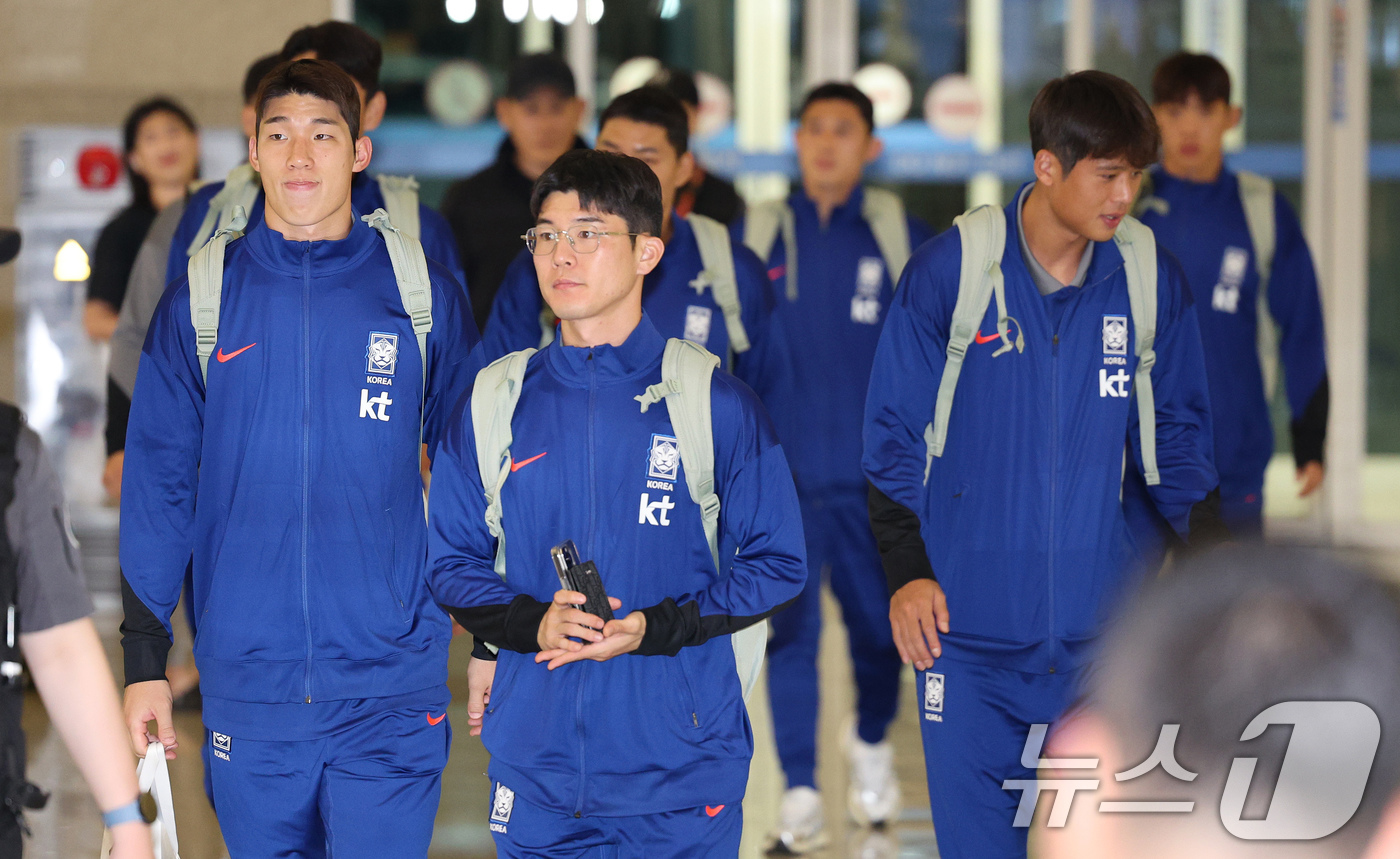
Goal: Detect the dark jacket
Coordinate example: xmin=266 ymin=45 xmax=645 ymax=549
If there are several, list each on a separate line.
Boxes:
xmin=440 ymin=135 xmax=589 ymax=331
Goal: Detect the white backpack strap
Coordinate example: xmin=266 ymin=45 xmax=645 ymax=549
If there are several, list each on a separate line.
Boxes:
xmin=187 ymin=206 xmax=249 ymax=385
xmin=1237 ymin=171 xmax=1280 ymax=399
xmin=862 ymin=187 xmax=912 ymax=285
xmin=1114 ymin=215 xmax=1161 ymax=487
xmin=1131 ymin=170 xmax=1170 ymax=218
xmin=362 ymin=209 xmax=433 ymax=396
xmin=471 ymin=349 xmax=537 ymax=589
xmin=635 ymin=339 xmax=765 ymax=701
xmin=927 ymin=205 xmax=1021 ymax=482
xmin=743 ymin=200 xmax=798 ymax=302
xmin=186 ymin=163 xmax=259 ymax=257
xmin=687 ymin=214 xmax=750 ymax=354
xmin=376 ymin=174 xmax=422 ymax=241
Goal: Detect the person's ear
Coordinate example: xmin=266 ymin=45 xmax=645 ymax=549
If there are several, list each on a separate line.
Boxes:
xmin=863 ymin=135 xmax=885 ymax=165
xmin=565 ymin=97 xmax=586 ymax=127
xmin=352 ymin=135 xmax=373 ymax=174
xmin=1226 ymin=103 xmax=1242 ymax=131
xmin=675 ymin=151 xmax=695 ymax=191
xmin=247 ymin=131 xmax=260 ymax=173
xmin=1033 ymin=149 xmax=1063 ymax=187
xmin=636 ymin=235 xmax=665 ymax=276
xmin=361 ymin=91 xmax=387 ymax=133
xmin=496 ymin=98 xmax=515 ymax=132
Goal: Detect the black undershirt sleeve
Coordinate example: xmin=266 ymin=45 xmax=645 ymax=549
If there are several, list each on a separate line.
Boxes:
xmin=105 ymin=376 xmax=131 ymax=457
xmin=1183 ymin=487 xmax=1232 ymax=554
xmin=1290 ymin=376 xmax=1329 ymax=468
xmin=867 ymin=481 xmax=936 ymax=595
xmin=634 ymin=595 xmax=796 ymax=657
xmin=119 ymin=572 xmax=173 ymax=685
xmin=444 ymin=594 xmax=549 ymax=655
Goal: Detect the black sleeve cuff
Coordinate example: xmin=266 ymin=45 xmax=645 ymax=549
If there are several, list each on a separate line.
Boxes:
xmin=119 ymin=573 xmax=171 ymax=685
xmin=635 ymin=595 xmax=794 ymax=657
xmin=1290 ymin=376 xmax=1329 ymax=469
xmin=470 ymin=636 xmax=498 ymax=660
xmin=867 ymin=481 xmax=936 ymax=595
xmin=444 ymin=594 xmax=548 ymax=654
xmin=1184 ymin=486 xmax=1232 ymax=554
xmin=105 ymin=376 xmax=131 ymax=456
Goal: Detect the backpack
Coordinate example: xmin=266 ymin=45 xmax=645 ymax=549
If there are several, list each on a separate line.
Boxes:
xmin=186 ymin=166 xmax=423 ymax=257
xmin=470 ymin=338 xmax=767 ymax=701
xmin=1136 ymin=170 xmax=1279 ymax=397
xmin=925 ymin=205 xmax=1164 ymax=486
xmin=0 ymin=405 xmax=50 ymax=835
xmin=743 ymin=187 xmax=912 ymax=301
xmin=186 ymin=207 xmax=434 ymax=435
xmin=536 ymin=214 xmax=751 ymax=360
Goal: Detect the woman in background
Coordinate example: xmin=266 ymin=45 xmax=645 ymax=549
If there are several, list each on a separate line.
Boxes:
xmin=83 ymin=97 xmax=199 ymax=341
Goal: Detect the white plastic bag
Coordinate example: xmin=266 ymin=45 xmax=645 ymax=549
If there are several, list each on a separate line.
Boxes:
xmin=99 ymin=743 xmax=179 ymax=859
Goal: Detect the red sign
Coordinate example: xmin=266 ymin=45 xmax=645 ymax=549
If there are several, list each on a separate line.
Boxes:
xmin=76 ymin=146 xmax=123 ymax=190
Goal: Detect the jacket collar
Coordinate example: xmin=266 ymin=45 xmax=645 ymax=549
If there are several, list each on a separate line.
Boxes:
xmin=790 ymin=183 xmax=867 ymax=227
xmin=1003 ymin=181 xmax=1126 ymax=293
xmin=240 ymin=206 xmax=381 ymax=276
xmin=544 ymin=312 xmax=667 ymax=387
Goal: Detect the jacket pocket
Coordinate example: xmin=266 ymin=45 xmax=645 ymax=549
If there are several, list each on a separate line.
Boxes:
xmin=485 ymin=656 xmax=520 ymax=716
xmin=668 ymin=653 xmax=702 ymax=729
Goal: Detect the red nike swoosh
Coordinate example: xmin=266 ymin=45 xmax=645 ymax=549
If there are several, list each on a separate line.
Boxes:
xmin=510 ymin=452 xmax=547 ymax=472
xmin=973 ymin=331 xmax=1002 ymax=344
xmin=705 ymin=805 xmax=725 ymax=817
xmin=427 ymin=713 xmax=446 ymax=726
xmin=216 ymin=343 xmax=257 ymax=362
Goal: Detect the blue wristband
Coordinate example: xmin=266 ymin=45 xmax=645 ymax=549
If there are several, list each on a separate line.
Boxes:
xmin=102 ymin=799 xmax=144 ymax=828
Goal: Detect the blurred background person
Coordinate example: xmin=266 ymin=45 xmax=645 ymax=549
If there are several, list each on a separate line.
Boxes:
xmin=440 ymin=53 xmax=587 ymax=331
xmin=82 ymin=98 xmax=198 ymax=343
xmin=1044 ymin=546 xmax=1400 ymax=859
xmin=648 ymin=66 xmax=745 ymax=225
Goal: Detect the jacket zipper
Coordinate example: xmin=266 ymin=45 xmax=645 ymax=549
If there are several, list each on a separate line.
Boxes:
xmin=301 ymin=246 xmax=314 ymax=702
xmin=574 ymin=350 xmax=598 ymax=817
xmin=1048 ymin=331 xmax=1058 ymax=675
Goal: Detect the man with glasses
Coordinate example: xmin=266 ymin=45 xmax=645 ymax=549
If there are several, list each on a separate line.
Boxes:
xmin=428 ymin=148 xmax=806 ymax=857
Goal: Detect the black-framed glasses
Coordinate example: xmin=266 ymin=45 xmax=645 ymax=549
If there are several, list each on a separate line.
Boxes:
xmin=521 ymin=227 xmax=642 ymax=255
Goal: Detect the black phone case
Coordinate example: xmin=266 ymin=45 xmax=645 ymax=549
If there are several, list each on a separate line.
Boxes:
xmin=566 ymin=561 xmax=614 ymax=623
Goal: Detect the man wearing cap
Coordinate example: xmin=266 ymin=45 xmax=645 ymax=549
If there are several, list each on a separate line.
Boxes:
xmin=441 ymin=53 xmax=589 ymax=330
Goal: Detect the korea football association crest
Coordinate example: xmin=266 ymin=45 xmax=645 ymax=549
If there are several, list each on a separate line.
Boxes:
xmin=366 ymin=331 xmax=399 ymax=375
xmin=684 ymin=305 xmax=713 ymax=346
xmin=924 ymin=672 xmax=945 ymax=722
xmin=648 ymin=434 xmax=681 ymax=482
xmin=490 ymin=783 xmax=515 ymax=831
xmin=1102 ymin=315 xmax=1128 ymax=356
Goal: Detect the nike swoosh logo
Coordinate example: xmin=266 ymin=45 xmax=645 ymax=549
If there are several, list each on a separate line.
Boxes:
xmin=510 ymin=452 xmax=547 ymax=472
xmin=973 ymin=331 xmax=1003 ymax=344
xmin=216 ymin=343 xmax=257 ymax=362
xmin=427 ymin=713 xmax=446 ymax=726
xmin=705 ymin=805 xmax=725 ymax=817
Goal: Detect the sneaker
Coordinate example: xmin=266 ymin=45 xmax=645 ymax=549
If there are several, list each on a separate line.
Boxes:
xmin=846 ymin=727 xmax=901 ymax=826
xmin=764 ymin=786 xmax=830 ymax=855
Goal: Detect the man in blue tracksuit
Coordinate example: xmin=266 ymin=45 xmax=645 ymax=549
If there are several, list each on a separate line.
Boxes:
xmin=1138 ymin=52 xmax=1328 ymax=536
xmin=120 ymin=60 xmax=478 ymax=856
xmin=479 ymin=86 xmax=780 ymax=400
xmin=863 ymin=71 xmax=1225 ymax=859
xmin=428 ymin=149 xmax=807 ymax=857
xmin=736 ymin=83 xmax=933 ymax=852
xmin=167 ymin=21 xmax=466 ymax=295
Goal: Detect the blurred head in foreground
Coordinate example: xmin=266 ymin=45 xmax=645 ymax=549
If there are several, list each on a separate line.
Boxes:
xmin=1043 ymin=547 xmax=1400 ymax=859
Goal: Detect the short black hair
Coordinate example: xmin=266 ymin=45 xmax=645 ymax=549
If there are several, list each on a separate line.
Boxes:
xmin=1152 ymin=51 xmax=1232 ymax=106
xmin=799 ymin=82 xmax=875 ymax=133
xmin=1029 ymin=70 xmax=1160 ymax=173
xmin=505 ymin=53 xmax=576 ymax=100
xmin=281 ymin=21 xmax=382 ymax=95
xmin=242 ymin=53 xmax=283 ymax=105
xmin=255 ymin=59 xmax=362 ymax=140
xmin=598 ymin=86 xmax=689 ymax=157
xmin=122 ymin=97 xmax=198 ymax=209
xmin=530 ymin=149 xmax=663 ymax=238
xmin=1089 ymin=547 xmax=1400 ymax=854
xmin=648 ymin=67 xmax=699 ymax=108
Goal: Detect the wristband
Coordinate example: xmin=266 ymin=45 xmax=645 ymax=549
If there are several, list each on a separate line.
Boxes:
xmin=102 ymin=798 xmax=144 ymax=828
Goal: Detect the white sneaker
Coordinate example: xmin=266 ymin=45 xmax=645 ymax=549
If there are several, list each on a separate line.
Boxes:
xmin=846 ymin=727 xmax=901 ymax=826
xmin=764 ymin=786 xmax=830 ymax=855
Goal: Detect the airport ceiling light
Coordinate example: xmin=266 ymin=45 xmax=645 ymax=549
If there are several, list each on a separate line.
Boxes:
xmin=504 ymin=0 xmax=528 ymax=24
xmin=553 ymin=0 xmax=578 ymax=24
xmin=586 ymin=0 xmax=603 ymax=25
xmin=53 ymin=239 xmax=90 ymax=282
xmin=446 ymin=0 xmax=476 ymax=23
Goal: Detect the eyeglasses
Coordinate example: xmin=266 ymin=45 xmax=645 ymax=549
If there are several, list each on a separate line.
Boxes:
xmin=521 ymin=227 xmax=642 ymax=255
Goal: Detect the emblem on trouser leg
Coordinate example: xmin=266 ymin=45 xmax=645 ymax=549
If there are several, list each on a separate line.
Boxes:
xmin=490 ymin=782 xmax=515 ymax=833
xmin=924 ymin=672 xmax=945 ymax=722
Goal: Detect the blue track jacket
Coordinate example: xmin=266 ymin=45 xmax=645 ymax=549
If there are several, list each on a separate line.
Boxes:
xmin=120 ymin=214 xmax=479 ymax=738
xmin=863 ymin=194 xmax=1218 ymax=675
xmin=1138 ymin=167 xmax=1327 ymax=499
xmin=168 ymin=171 xmax=467 ymax=304
xmin=428 ymin=315 xmax=807 ymax=817
xmin=479 ymin=215 xmax=782 ymax=401
xmin=734 ymin=187 xmax=933 ymax=493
